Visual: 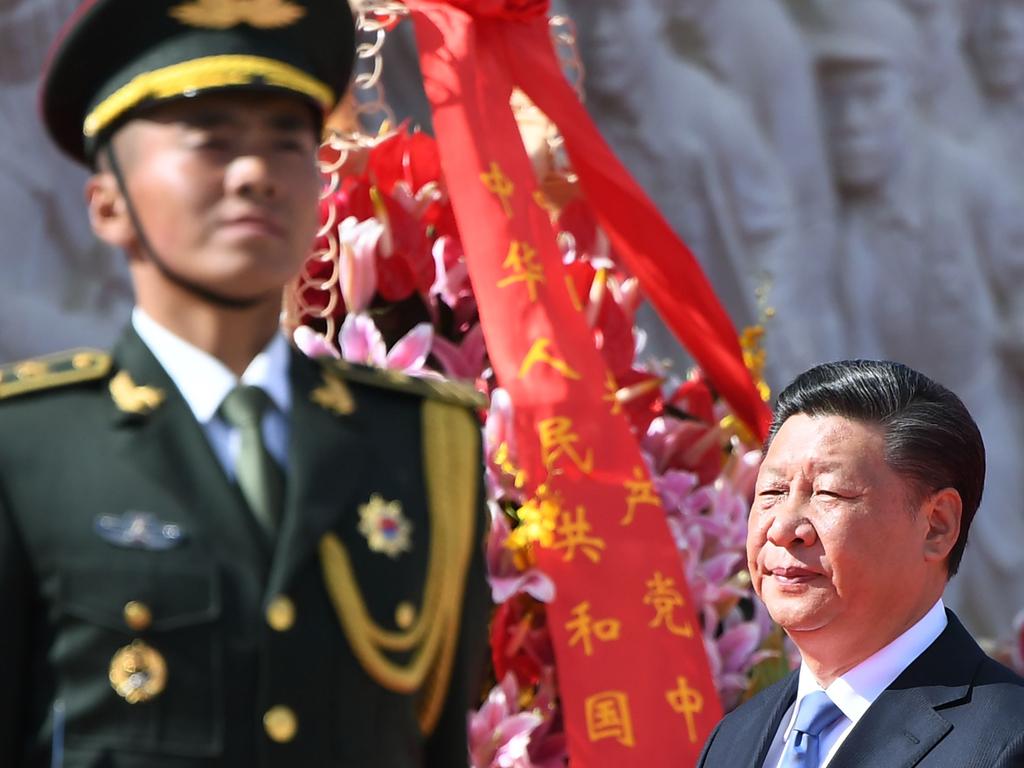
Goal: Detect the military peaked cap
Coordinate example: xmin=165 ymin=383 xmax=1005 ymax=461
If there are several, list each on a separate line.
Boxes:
xmin=41 ymin=0 xmax=356 ymax=164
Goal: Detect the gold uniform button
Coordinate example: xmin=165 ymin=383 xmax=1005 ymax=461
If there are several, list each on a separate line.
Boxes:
xmin=266 ymin=596 xmax=296 ymax=632
xmin=263 ymin=706 xmax=298 ymax=743
xmin=123 ymin=601 xmax=153 ymax=631
xmin=109 ymin=640 xmax=167 ymax=704
xmin=394 ymin=601 xmax=416 ymax=630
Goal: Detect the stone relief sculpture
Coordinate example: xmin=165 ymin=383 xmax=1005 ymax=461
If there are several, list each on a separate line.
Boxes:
xmin=658 ymin=0 xmax=839 ymax=303
xmin=893 ymin=0 xmax=984 ymax=140
xmin=0 ymin=0 xmax=132 ymax=362
xmin=966 ymin=0 xmax=1024 ymax=196
xmin=809 ymin=0 xmax=1024 ymax=639
xmin=563 ymin=0 xmax=836 ymax=390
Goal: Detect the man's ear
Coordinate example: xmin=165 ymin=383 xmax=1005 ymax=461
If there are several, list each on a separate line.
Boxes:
xmin=921 ymin=487 xmax=961 ymax=565
xmin=86 ymin=170 xmax=135 ymax=250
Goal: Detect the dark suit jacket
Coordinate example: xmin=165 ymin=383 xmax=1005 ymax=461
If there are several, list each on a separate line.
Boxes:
xmin=699 ymin=611 xmax=1024 ymax=767
xmin=0 ymin=327 xmax=490 ymax=767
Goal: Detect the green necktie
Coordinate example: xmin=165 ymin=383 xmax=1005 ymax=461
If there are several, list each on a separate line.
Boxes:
xmin=219 ymin=385 xmax=284 ymax=538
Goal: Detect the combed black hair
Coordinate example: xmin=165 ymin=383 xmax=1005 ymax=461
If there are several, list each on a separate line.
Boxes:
xmin=768 ymin=360 xmax=984 ymax=577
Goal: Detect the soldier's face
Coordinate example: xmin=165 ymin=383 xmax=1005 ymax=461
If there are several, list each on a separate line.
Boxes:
xmin=969 ymin=0 xmax=1024 ymax=97
xmin=97 ymin=91 xmax=321 ymax=304
xmin=819 ymin=61 xmax=910 ymax=193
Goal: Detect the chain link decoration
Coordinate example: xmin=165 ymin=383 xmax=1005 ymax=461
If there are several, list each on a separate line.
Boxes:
xmin=284 ymin=1 xmax=407 ymax=339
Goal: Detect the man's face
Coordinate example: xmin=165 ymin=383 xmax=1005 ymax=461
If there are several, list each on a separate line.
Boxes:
xmin=969 ymin=0 xmax=1024 ymax=98
xmin=101 ymin=91 xmax=321 ymax=303
xmin=747 ymin=414 xmax=931 ymax=646
xmin=819 ymin=60 xmax=910 ymax=193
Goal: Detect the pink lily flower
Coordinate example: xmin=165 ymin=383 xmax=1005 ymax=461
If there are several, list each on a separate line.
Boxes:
xmin=338 ymin=313 xmax=434 ymax=376
xmin=468 ymin=674 xmax=544 ymax=768
xmin=486 ymin=502 xmax=556 ymax=604
xmin=292 ymin=326 xmax=341 ymax=359
xmin=431 ymin=323 xmax=488 ymax=381
xmin=336 ymin=216 xmax=382 ymax=315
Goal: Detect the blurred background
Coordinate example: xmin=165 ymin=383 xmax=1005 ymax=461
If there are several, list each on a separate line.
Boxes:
xmin=2 ymin=0 xmax=1022 ymax=640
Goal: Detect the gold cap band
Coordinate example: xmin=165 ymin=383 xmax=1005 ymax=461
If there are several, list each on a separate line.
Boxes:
xmin=83 ymin=54 xmax=335 ymax=138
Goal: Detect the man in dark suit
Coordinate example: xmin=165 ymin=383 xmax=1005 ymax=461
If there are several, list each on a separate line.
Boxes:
xmin=0 ymin=1 xmax=489 ymax=765
xmin=699 ymin=360 xmax=1024 ymax=767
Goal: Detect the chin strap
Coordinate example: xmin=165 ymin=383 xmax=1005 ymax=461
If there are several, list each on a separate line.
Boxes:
xmin=103 ymin=143 xmax=278 ymax=311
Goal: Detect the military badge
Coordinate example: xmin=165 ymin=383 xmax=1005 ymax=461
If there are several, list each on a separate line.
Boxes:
xmin=169 ymin=0 xmax=307 ymax=29
xmin=357 ymin=495 xmax=412 ymax=559
xmin=109 ymin=640 xmax=168 ymax=704
xmin=311 ymin=371 xmax=355 ymax=416
xmin=109 ymin=370 xmax=165 ymax=415
xmin=95 ymin=511 xmax=186 ymax=551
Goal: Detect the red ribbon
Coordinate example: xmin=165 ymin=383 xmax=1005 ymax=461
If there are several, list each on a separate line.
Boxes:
xmin=404 ymin=1 xmax=764 ymax=764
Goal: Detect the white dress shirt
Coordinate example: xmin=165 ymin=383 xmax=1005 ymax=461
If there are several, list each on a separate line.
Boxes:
xmin=763 ymin=599 xmax=948 ymax=768
xmin=132 ymin=308 xmax=291 ymax=477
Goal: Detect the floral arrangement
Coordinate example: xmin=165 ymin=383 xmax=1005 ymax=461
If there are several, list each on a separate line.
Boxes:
xmin=285 ymin=126 xmax=790 ymax=767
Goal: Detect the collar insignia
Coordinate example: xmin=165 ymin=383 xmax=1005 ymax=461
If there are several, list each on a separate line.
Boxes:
xmin=358 ymin=494 xmax=412 ymax=559
xmin=169 ymin=0 xmax=307 ymax=30
xmin=110 ymin=370 xmax=166 ymax=416
xmin=311 ymin=370 xmax=355 ymax=416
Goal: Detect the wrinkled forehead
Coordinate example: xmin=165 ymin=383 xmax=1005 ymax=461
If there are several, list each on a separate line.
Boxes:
xmin=763 ymin=413 xmax=887 ymax=467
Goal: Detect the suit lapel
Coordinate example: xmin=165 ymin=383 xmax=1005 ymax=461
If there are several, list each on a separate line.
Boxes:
xmin=829 ymin=612 xmax=979 ymax=768
xmin=265 ymin=350 xmax=369 ymax=598
xmin=753 ymin=672 xmax=799 ymax=767
xmin=109 ymin=326 xmax=271 ymax=575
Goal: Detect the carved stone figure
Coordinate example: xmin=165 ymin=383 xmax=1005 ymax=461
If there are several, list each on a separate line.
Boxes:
xmin=0 ymin=0 xmax=133 ymax=361
xmin=894 ymin=0 xmax=984 ymax=140
xmin=812 ymin=0 xmax=1024 ymax=639
xmin=564 ymin=0 xmax=834 ymax=389
xmin=658 ymin=0 xmax=839 ymax=302
xmin=966 ymin=0 xmax=1024 ymax=190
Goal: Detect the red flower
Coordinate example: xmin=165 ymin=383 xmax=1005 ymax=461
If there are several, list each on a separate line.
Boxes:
xmin=490 ymin=595 xmax=555 ymax=689
xmin=670 ymin=373 xmax=716 ymax=425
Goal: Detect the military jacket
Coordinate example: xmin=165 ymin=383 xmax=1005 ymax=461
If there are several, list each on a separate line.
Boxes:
xmin=0 ymin=327 xmax=490 ymax=767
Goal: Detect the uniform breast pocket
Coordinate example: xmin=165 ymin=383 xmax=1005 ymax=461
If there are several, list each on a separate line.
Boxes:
xmin=55 ymin=559 xmax=223 ymax=757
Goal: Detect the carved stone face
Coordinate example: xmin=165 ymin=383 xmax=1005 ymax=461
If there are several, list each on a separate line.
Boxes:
xmin=655 ymin=0 xmax=713 ymax=25
xmin=969 ymin=0 xmax=1024 ymax=98
xmin=899 ymin=0 xmax=960 ymax=102
xmin=819 ymin=60 xmax=911 ymax=194
xmin=566 ymin=0 xmax=653 ymax=101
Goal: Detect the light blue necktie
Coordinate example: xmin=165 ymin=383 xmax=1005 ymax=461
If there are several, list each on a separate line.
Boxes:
xmin=780 ymin=691 xmax=843 ymax=768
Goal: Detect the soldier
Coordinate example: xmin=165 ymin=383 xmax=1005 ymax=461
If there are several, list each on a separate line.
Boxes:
xmin=0 ymin=1 xmax=489 ymax=765
xmin=811 ymin=0 xmax=1024 ymax=640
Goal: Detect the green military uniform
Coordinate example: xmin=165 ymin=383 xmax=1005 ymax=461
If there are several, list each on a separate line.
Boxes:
xmin=5 ymin=0 xmax=491 ymax=764
xmin=0 ymin=328 xmax=490 ymax=766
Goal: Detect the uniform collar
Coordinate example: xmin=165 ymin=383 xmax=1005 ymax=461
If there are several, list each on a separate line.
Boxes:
xmin=786 ymin=598 xmax=947 ymax=738
xmin=131 ymin=307 xmax=291 ymax=424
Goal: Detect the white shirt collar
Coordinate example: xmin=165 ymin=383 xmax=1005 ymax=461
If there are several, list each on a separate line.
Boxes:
xmin=132 ymin=307 xmax=292 ymax=423
xmin=787 ymin=599 xmax=947 ymax=737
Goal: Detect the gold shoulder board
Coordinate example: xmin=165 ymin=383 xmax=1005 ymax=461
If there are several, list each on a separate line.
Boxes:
xmin=0 ymin=349 xmax=112 ymax=400
xmin=323 ymin=360 xmax=488 ymax=410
